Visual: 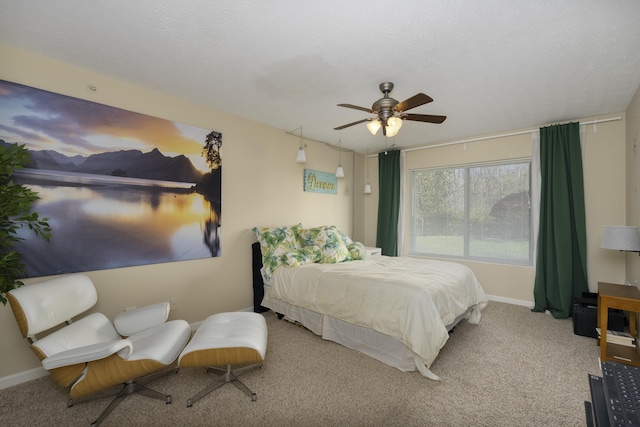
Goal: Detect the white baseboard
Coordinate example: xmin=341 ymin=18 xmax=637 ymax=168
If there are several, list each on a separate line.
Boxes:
xmin=486 ymin=294 xmax=534 ymax=309
xmin=0 ymin=366 xmax=48 ymax=390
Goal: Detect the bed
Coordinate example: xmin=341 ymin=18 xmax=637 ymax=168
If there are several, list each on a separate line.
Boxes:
xmin=252 ymin=224 xmax=488 ymax=380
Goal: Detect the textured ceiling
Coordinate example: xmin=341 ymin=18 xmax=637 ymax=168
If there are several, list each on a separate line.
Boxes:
xmin=1 ymin=0 xmax=640 ymax=153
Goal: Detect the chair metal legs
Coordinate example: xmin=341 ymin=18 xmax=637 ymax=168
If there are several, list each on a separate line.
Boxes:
xmin=67 ymin=368 xmax=177 ymax=426
xmin=186 ymin=363 xmax=262 ymax=407
xmin=90 ymin=380 xmax=172 ymax=426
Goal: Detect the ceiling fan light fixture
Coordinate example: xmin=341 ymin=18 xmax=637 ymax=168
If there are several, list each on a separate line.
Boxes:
xmin=335 ymin=82 xmax=446 ymax=138
xmin=385 ymin=117 xmax=403 ymax=137
xmin=366 ymin=116 xmax=402 ymax=137
xmin=367 ymin=119 xmax=381 ymax=135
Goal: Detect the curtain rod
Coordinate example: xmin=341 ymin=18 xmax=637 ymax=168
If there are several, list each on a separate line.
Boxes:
xmin=398 ymin=116 xmax=623 ymax=154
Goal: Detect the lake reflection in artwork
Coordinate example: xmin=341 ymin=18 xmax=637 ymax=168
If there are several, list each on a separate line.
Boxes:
xmin=14 ymin=170 xmax=221 ymax=277
xmin=0 ymin=79 xmax=223 ymax=278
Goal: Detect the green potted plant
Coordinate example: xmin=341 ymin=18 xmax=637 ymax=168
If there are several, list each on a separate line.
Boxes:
xmin=0 ymin=142 xmax=52 ymax=305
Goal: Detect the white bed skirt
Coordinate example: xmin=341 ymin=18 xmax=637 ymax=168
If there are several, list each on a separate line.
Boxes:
xmin=262 ymin=286 xmax=468 ymax=379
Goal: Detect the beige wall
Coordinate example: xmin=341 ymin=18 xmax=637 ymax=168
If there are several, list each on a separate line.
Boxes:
xmin=1 ymin=41 xmax=636 ymax=383
xmin=0 ymin=44 xmax=356 ymax=379
xmin=363 ymin=115 xmax=628 ymax=304
xmin=626 ymin=85 xmax=640 ymax=282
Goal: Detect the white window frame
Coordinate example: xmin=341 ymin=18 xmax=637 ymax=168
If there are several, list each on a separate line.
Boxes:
xmin=409 ymin=159 xmax=533 ymax=266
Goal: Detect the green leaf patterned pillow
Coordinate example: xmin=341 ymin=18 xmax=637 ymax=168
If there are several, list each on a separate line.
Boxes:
xmin=280 ymin=245 xmax=322 ymax=267
xmin=301 ymin=225 xmax=352 ymax=264
xmin=252 ymin=223 xmax=303 ymax=281
xmin=347 ymin=242 xmax=365 ymax=260
xmin=336 ymin=228 xmax=353 ymax=246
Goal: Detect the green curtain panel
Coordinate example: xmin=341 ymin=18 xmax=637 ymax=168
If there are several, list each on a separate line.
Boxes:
xmin=532 ymin=122 xmax=588 ymax=319
xmin=376 ymin=150 xmax=400 ymax=256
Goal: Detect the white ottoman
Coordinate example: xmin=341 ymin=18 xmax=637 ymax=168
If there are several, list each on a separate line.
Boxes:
xmin=178 ymin=312 xmax=267 ymax=406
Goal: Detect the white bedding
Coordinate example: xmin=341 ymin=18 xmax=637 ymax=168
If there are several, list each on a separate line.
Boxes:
xmin=269 ymin=256 xmax=488 ymax=377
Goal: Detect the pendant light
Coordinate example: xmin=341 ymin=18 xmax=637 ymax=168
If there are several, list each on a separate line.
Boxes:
xmin=296 ymin=126 xmax=306 ymax=163
xmin=364 ymin=152 xmax=371 ymax=194
xmin=335 ymin=140 xmax=344 ymax=177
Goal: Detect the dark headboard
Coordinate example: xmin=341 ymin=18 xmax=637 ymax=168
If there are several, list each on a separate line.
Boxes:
xmin=252 ymin=242 xmax=269 ymax=313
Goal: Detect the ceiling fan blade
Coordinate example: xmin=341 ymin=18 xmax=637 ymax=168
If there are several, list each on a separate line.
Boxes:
xmin=403 ymin=113 xmax=447 ymax=124
xmin=395 ymin=93 xmax=433 ymax=112
xmin=334 ymin=118 xmax=371 ymax=130
xmin=337 ymin=103 xmax=374 ymax=113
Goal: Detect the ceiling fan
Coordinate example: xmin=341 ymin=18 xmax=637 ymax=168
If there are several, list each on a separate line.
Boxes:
xmin=334 ymin=82 xmax=446 ymax=137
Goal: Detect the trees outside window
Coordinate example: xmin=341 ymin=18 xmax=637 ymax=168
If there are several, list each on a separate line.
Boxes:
xmin=410 ymin=160 xmax=531 ymax=265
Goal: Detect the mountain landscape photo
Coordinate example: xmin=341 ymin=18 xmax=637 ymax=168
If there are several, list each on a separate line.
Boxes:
xmin=1 ymin=140 xmax=204 ymax=184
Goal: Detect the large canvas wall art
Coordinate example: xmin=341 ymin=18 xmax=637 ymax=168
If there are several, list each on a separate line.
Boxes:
xmin=0 ymin=80 xmax=222 ymax=278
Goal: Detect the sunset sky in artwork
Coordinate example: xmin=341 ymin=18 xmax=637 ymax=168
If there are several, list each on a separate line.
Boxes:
xmin=0 ymin=80 xmax=212 ymax=173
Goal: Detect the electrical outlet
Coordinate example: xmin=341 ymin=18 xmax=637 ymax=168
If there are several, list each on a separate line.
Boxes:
xmin=170 ymin=298 xmax=179 ymax=312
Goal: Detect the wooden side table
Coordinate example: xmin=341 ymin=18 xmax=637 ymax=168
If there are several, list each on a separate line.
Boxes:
xmin=598 ymin=282 xmax=640 ymax=366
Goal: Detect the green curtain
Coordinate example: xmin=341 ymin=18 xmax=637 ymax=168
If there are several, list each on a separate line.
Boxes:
xmin=376 ymin=150 xmax=400 ymax=256
xmin=532 ymin=122 xmax=588 ymax=319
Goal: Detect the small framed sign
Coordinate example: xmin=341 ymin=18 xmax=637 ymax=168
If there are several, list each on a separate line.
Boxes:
xmin=304 ymin=169 xmax=337 ymax=194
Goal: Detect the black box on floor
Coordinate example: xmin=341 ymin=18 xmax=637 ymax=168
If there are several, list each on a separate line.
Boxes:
xmin=573 ymin=292 xmax=626 ymax=338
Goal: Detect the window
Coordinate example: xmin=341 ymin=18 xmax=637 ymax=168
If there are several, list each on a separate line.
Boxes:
xmin=410 ymin=160 xmax=531 ymax=265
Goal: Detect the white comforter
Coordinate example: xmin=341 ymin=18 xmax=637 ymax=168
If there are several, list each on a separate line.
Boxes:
xmin=270 ymin=256 xmax=488 ymax=376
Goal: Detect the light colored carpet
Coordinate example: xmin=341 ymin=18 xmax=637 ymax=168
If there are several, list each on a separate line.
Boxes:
xmin=0 ymin=302 xmax=601 ymax=426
